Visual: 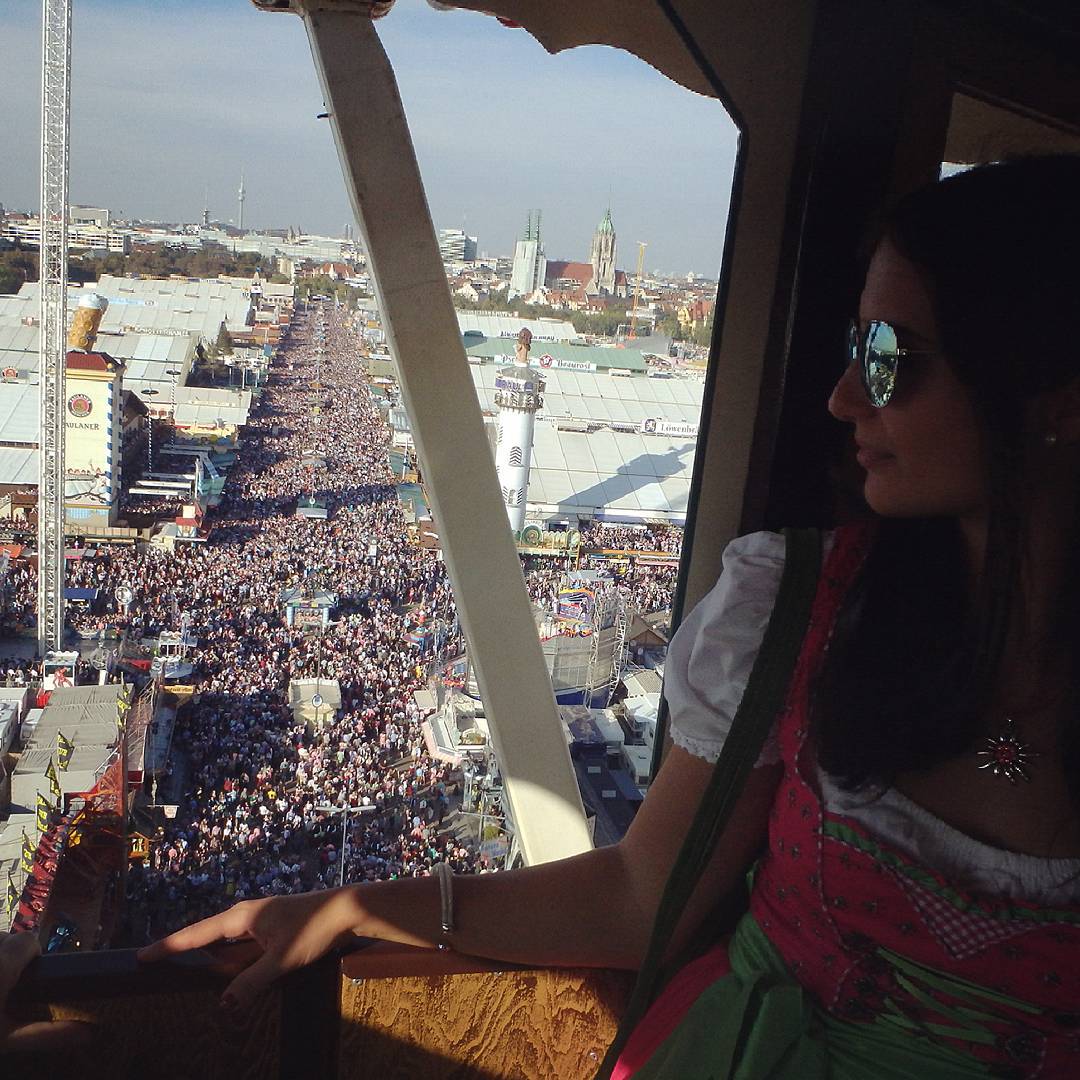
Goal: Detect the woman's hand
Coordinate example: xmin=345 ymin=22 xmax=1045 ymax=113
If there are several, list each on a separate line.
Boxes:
xmin=1 ymin=931 xmax=92 ymax=1055
xmin=138 ymin=888 xmax=360 ymax=1010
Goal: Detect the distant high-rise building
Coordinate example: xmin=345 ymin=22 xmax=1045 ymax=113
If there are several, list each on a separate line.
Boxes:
xmin=509 ymin=210 xmax=546 ymax=297
xmin=237 ymin=173 xmax=246 ymax=231
xmin=69 ymin=205 xmax=110 ymax=228
xmin=589 ymin=208 xmax=617 ymax=296
xmin=438 ymin=228 xmax=478 ymax=263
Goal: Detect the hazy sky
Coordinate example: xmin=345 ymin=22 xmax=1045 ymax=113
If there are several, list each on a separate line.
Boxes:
xmin=2 ymin=0 xmax=738 ymax=276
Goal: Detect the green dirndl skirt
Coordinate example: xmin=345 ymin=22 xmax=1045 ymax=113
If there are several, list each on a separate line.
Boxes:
xmin=631 ymin=914 xmax=995 ymax=1079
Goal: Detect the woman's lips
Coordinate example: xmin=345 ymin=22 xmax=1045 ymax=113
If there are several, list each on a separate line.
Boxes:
xmin=856 ymin=446 xmax=895 ymax=469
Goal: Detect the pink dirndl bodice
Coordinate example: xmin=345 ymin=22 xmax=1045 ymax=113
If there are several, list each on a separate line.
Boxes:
xmin=617 ymin=524 xmax=1080 ymax=1079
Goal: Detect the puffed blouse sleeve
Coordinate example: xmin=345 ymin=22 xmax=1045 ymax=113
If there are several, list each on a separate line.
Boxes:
xmin=665 ymin=531 xmax=790 ymax=766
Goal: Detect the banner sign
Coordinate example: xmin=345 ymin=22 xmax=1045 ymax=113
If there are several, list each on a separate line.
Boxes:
xmin=640 ymin=419 xmax=698 ymax=438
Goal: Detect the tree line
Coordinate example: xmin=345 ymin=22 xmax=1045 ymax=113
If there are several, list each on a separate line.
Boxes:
xmin=0 ymin=242 xmax=276 ymax=296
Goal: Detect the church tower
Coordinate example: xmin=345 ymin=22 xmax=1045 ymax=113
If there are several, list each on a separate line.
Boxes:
xmin=589 ymin=208 xmax=617 ymax=296
xmin=510 ymin=210 xmax=546 ymax=298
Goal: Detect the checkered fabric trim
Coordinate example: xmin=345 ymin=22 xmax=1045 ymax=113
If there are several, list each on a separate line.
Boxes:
xmin=893 ymin=871 xmax=1034 ymax=960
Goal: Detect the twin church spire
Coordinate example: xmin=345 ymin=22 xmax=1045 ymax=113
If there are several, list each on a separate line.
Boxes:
xmin=589 ymin=207 xmax=617 ymax=296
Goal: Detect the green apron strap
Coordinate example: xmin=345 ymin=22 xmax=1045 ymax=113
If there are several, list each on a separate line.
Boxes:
xmin=596 ymin=527 xmax=823 ymax=1079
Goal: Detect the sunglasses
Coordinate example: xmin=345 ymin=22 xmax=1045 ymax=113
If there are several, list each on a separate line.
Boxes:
xmin=846 ymin=320 xmax=936 ymax=408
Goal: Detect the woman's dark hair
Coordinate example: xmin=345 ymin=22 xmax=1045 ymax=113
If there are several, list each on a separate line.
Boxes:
xmin=816 ymin=155 xmax=1080 ymax=793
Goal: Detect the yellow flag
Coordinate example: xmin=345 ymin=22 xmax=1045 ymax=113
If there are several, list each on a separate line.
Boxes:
xmin=45 ymin=757 xmax=62 ymax=802
xmin=36 ymin=792 xmax=51 ymax=833
xmin=57 ymin=730 xmax=75 ymax=771
xmin=6 ymin=871 xmax=18 ymax=916
xmin=21 ymin=830 xmax=33 ymax=873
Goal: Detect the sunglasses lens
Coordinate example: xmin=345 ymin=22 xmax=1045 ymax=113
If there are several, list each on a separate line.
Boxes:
xmin=863 ymin=321 xmax=899 ymax=407
xmin=847 ymin=322 xmax=860 ymax=366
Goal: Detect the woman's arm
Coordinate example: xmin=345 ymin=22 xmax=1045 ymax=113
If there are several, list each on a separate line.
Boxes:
xmin=140 ymin=748 xmax=781 ymax=1008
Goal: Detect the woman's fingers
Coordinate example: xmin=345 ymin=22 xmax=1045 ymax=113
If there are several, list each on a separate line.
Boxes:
xmin=221 ymin=950 xmax=285 ymax=1012
xmin=0 ymin=932 xmax=40 ymax=1003
xmin=137 ymin=904 xmax=257 ymax=962
xmin=1 ymin=932 xmax=95 ymax=1055
xmin=2 ymin=1019 xmax=95 ymax=1055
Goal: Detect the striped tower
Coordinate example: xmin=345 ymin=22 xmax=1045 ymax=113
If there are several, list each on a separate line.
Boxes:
xmin=493 ymin=328 xmax=544 ymax=534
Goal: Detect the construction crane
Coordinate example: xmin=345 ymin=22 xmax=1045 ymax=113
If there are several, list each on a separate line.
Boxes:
xmin=37 ymin=0 xmax=71 ymax=654
xmin=628 ymin=240 xmax=647 ymax=340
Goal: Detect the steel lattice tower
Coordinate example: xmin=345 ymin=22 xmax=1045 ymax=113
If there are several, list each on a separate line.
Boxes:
xmin=37 ymin=0 xmax=71 ymax=654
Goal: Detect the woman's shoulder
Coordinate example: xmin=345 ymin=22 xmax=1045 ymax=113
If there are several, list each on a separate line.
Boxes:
xmin=720 ymin=529 xmax=789 ymax=568
xmin=664 ymin=529 xmax=836 ymax=763
xmin=717 ymin=528 xmax=840 ymax=593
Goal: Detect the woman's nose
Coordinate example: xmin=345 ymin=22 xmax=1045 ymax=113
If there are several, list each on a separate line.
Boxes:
xmin=827 ymin=359 xmax=871 ymax=423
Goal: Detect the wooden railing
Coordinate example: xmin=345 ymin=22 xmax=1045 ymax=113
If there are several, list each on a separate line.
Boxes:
xmin=11 ymin=942 xmax=633 ymax=1079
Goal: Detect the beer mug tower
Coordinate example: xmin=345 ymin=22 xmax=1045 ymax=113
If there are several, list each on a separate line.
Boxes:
xmin=64 ymin=293 xmax=125 ymax=528
xmin=493 ymin=328 xmax=544 ymax=534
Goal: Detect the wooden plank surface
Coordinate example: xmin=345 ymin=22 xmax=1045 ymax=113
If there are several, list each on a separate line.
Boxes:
xmin=33 ymin=989 xmax=281 ymax=1080
xmin=339 ymin=968 xmax=633 ymax=1080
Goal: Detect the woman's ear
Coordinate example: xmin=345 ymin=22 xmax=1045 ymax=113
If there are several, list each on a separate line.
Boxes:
xmin=1035 ymin=376 xmax=1080 ymax=447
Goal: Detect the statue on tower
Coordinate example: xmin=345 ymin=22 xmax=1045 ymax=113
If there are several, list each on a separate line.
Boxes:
xmin=514 ymin=327 xmax=533 ymax=366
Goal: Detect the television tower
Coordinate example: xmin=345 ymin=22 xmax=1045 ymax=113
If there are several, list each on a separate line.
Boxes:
xmin=201 ymin=185 xmax=210 ymax=228
xmin=237 ymin=172 xmax=246 ymax=231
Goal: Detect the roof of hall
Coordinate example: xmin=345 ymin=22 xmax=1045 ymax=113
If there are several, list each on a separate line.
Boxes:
xmin=0 ymin=383 xmax=40 ymax=444
xmin=464 ymin=337 xmax=647 ymax=372
xmin=470 ymin=364 xmax=701 ymax=425
xmin=455 ymin=310 xmax=581 ymax=342
xmin=526 ymin=423 xmax=694 ymax=521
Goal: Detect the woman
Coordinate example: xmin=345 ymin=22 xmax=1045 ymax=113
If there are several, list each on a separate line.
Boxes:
xmin=141 ymin=156 xmax=1080 ymax=1077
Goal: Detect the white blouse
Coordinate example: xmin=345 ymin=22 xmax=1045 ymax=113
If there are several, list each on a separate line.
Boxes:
xmin=666 ymin=531 xmax=1080 ymax=905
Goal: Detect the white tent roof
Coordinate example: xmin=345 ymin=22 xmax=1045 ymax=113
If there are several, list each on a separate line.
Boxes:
xmin=0 ymin=446 xmax=38 ymax=485
xmin=0 ymin=383 xmax=39 ymax=444
xmin=526 ymin=423 xmax=695 ymax=522
xmin=471 ymin=365 xmax=702 ymax=427
xmin=174 ymin=401 xmax=250 ymax=427
xmin=457 ymin=310 xmax=580 ymax=342
xmin=0 ymin=323 xmax=195 ymax=384
xmin=174 ymin=386 xmax=252 ymax=410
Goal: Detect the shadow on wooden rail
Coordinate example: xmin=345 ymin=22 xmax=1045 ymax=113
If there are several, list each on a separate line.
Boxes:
xmin=8 ymin=939 xmax=633 ymax=1079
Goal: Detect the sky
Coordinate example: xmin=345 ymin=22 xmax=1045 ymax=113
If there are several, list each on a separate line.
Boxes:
xmin=2 ymin=0 xmax=739 ymax=277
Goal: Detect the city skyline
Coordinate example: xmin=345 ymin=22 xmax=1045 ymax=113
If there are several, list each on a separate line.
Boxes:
xmin=3 ymin=0 xmax=738 ymax=277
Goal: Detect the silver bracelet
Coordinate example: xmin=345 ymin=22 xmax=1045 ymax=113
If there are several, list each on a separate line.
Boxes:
xmin=435 ymin=862 xmax=454 ymax=951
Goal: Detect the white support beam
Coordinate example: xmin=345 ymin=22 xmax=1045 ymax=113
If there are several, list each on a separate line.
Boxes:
xmin=38 ymin=0 xmax=70 ymax=655
xmin=284 ymin=8 xmax=591 ymax=864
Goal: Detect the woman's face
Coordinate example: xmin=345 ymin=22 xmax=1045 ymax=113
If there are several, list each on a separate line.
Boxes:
xmin=827 ymin=240 xmax=988 ymax=522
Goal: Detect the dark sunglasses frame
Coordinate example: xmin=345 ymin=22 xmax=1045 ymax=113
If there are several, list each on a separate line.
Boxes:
xmin=847 ymin=319 xmax=937 ymax=408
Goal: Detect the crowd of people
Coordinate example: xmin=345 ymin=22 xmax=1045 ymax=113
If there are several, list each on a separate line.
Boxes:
xmin=0 ymin=560 xmax=36 ymax=638
xmin=578 ymin=522 xmax=683 ymax=555
xmin=103 ymin=304 xmax=494 ymax=941
xmin=523 ymin=559 xmax=678 ymax=622
xmin=0 ymin=300 xmax=681 ymax=944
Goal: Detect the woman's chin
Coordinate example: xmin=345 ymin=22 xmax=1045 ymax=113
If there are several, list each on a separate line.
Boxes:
xmin=862 ymin=479 xmax=919 ymax=518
